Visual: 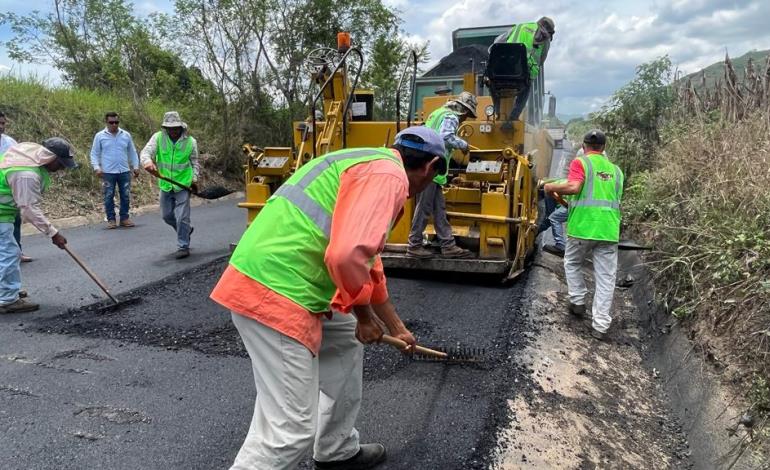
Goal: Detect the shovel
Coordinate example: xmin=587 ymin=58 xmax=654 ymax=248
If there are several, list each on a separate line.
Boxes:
xmin=147 ymin=170 xmax=233 ymax=200
xmin=63 ymin=245 xmax=140 ymax=313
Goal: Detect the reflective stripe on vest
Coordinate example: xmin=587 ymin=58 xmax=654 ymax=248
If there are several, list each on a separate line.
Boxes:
xmin=156 ymin=133 xmax=193 ymax=191
xmin=566 ymin=153 xmax=623 ymax=242
xmin=0 ymin=157 xmax=50 ymax=223
xmin=569 ymin=157 xmax=622 ymax=209
xmin=425 ymin=106 xmax=453 ymax=185
xmin=229 ymin=147 xmax=404 ymax=313
xmin=505 ymin=22 xmax=540 ymax=78
xmin=272 ymin=149 xmax=399 ymax=238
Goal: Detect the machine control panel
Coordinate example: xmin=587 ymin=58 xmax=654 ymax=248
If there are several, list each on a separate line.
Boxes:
xmin=258 ymin=156 xmax=290 ymax=168
xmin=465 ymin=159 xmax=504 ymax=182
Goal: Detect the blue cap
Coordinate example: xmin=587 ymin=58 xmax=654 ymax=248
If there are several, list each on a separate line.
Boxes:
xmin=394 ymin=126 xmax=445 ymax=157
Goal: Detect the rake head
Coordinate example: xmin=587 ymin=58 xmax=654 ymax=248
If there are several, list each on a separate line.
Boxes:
xmin=412 ymin=346 xmax=487 ymax=364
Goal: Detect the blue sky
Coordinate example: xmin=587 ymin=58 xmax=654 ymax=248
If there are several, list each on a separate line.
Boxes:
xmin=3 ymin=0 xmax=770 ymax=115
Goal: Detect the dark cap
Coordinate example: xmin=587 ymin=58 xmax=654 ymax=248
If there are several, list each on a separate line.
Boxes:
xmin=42 ymin=137 xmax=78 ymax=169
xmin=583 ymin=129 xmax=606 ymax=145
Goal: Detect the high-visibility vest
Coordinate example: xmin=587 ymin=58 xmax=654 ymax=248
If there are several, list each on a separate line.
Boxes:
xmin=505 ymin=22 xmax=542 ymax=79
xmin=155 ymin=132 xmax=194 ymax=192
xmin=425 ymin=106 xmax=453 ymax=185
xmin=0 ymin=153 xmax=50 ymax=223
xmin=566 ymin=153 xmax=623 ymax=242
xmin=229 ymin=148 xmax=404 ymax=313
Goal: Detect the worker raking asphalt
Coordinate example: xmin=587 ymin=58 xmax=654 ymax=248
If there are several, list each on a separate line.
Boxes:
xmin=32 ymin=257 xmax=535 ymax=469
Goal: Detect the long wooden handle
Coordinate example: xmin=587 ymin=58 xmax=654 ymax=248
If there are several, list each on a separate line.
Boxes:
xmin=64 ymin=245 xmax=120 ymax=305
xmin=380 ymin=334 xmax=448 ymax=359
xmin=154 ymin=173 xmax=194 ymax=193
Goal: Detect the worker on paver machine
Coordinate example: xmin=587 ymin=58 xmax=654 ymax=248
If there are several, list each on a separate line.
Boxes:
xmin=544 ymin=130 xmax=624 ymax=340
xmin=0 ymin=138 xmax=78 ymax=314
xmin=406 ymin=91 xmax=477 ymax=259
xmin=490 ymin=16 xmax=555 ymax=121
xmin=211 ymin=126 xmax=445 ymax=470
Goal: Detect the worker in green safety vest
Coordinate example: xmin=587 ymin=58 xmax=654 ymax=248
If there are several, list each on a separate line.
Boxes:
xmin=140 ymin=111 xmax=200 ymax=259
xmin=493 ymin=16 xmax=555 ymax=120
xmin=406 ymin=91 xmax=477 ymax=259
xmin=210 ymin=126 xmax=445 ymax=470
xmin=544 ymin=130 xmax=624 ymax=341
xmin=0 ymin=138 xmax=78 ymax=314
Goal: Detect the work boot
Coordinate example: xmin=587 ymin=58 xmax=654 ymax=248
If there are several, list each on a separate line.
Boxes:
xmin=543 ymin=244 xmax=565 ymax=257
xmin=19 ymin=290 xmax=27 ymax=298
xmin=20 ymin=253 xmax=33 ymax=263
xmin=0 ymin=298 xmax=40 ymax=314
xmin=106 ymin=220 xmax=118 ymax=229
xmin=175 ymin=248 xmax=190 ymax=259
xmin=568 ymin=302 xmax=586 ymax=318
xmin=120 ymin=218 xmax=135 ymax=227
xmin=314 ymin=443 xmax=387 ymax=470
xmin=591 ymin=329 xmax=607 ymax=341
xmin=441 ymin=245 xmax=474 ymax=259
xmin=406 ymin=245 xmax=433 ymax=259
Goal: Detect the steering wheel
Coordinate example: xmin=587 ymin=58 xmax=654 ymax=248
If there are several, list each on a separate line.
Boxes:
xmin=304 ymin=47 xmax=340 ymax=74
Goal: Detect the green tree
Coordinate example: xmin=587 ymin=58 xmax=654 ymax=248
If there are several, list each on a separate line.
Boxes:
xmin=594 ymin=56 xmax=674 ymax=175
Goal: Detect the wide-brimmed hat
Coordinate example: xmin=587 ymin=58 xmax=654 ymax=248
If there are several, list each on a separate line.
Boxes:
xmin=41 ymin=137 xmax=78 ymax=169
xmin=161 ymin=111 xmax=186 ymax=129
xmin=447 ymin=91 xmax=478 ymax=118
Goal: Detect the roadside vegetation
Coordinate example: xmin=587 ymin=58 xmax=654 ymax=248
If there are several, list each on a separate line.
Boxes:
xmin=569 ymin=52 xmax=770 ymax=461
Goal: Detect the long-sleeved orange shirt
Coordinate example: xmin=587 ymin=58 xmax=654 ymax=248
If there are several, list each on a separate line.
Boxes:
xmin=210 ymin=154 xmax=408 ymax=355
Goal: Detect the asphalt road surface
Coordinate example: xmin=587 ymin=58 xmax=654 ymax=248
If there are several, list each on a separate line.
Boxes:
xmin=1 ymin=190 xmax=694 ymax=469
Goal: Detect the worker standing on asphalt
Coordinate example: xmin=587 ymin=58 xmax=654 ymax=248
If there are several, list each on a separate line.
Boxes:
xmin=90 ymin=112 xmax=140 ymax=229
xmin=210 ymin=126 xmax=444 ymax=470
xmin=0 ymin=138 xmax=78 ymax=314
xmin=140 ymin=111 xmax=199 ymax=259
xmin=0 ymin=111 xmax=32 ymax=263
xmin=543 ymin=130 xmax=623 ymax=340
xmin=493 ymin=17 xmax=555 ymax=120
xmin=406 ymin=91 xmax=476 ymax=259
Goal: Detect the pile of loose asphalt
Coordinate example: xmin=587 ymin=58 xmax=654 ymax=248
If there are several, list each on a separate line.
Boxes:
xmin=19 ymin=255 xmax=692 ymax=469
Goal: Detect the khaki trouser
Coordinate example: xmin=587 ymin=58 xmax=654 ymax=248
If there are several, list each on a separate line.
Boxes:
xmin=563 ymin=237 xmax=618 ymax=333
xmin=230 ymin=311 xmax=362 ymax=469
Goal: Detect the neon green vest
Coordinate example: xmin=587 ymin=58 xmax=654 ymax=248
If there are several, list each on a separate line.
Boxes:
xmin=230 ymin=148 xmax=404 ymax=313
xmin=566 ymin=153 xmax=623 ymax=242
xmin=156 ymin=132 xmax=194 ymax=192
xmin=0 ymin=153 xmax=51 ymax=223
xmin=505 ymin=22 xmax=542 ymax=79
xmin=425 ymin=106 xmax=453 ymax=185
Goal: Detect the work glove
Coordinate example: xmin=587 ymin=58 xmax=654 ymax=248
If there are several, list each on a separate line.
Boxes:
xmin=51 ymin=232 xmax=67 ymax=250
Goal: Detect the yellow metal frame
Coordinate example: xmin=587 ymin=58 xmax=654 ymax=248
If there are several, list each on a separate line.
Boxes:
xmin=240 ymin=49 xmax=552 ymax=278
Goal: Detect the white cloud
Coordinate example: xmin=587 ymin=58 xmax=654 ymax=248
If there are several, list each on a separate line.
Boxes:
xmin=0 ymin=64 xmax=9 ymax=72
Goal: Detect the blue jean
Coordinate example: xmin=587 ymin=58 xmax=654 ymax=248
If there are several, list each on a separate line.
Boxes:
xmin=103 ymin=172 xmax=132 ymax=222
xmin=160 ymin=189 xmax=192 ymax=249
xmin=549 ymin=206 xmax=568 ymax=249
xmin=13 ymin=212 xmax=21 ymax=251
xmin=0 ymin=222 xmax=21 ymax=305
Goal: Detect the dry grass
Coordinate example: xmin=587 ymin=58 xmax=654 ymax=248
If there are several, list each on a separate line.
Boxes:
xmin=625 ymin=110 xmax=770 ymax=462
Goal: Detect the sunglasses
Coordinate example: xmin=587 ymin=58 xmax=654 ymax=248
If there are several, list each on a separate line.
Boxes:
xmin=107 ymin=120 xmax=119 ymax=125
